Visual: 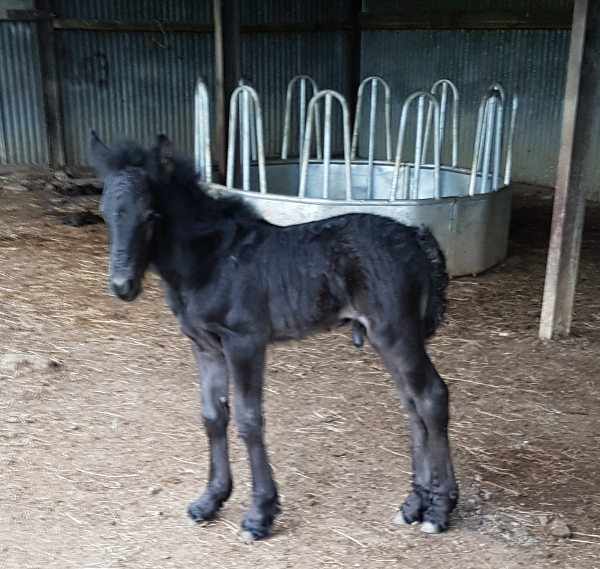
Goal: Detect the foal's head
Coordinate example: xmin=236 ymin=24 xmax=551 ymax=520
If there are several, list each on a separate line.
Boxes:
xmin=88 ymin=131 xmax=168 ymax=301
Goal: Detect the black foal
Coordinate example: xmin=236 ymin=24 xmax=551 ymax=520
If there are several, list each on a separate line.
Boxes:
xmin=88 ymin=131 xmax=458 ymax=539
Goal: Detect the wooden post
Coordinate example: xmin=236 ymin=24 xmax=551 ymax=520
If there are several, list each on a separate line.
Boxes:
xmin=539 ymin=0 xmax=600 ymax=339
xmin=213 ymin=0 xmax=240 ymax=185
xmin=34 ymin=0 xmax=64 ymax=168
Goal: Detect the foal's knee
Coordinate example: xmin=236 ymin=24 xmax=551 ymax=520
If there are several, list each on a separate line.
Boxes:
xmin=235 ymin=408 xmax=263 ymax=444
xmin=202 ymin=398 xmax=230 ymax=436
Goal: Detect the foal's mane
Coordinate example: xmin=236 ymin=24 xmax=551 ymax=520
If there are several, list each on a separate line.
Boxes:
xmin=104 ymin=141 xmax=148 ymax=172
xmin=110 ymin=140 xmax=264 ymax=225
xmin=164 ymin=154 xmax=264 ymax=226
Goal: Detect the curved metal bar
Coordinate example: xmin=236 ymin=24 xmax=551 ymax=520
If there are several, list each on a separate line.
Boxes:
xmin=480 ymin=96 xmax=497 ymax=194
xmin=504 ymin=95 xmax=519 ymax=186
xmin=194 ymin=78 xmax=212 ymax=182
xmin=351 ymin=76 xmax=392 ymax=200
xmin=469 ymin=86 xmax=506 ymax=196
xmin=492 ymin=93 xmax=504 ymax=191
xmin=391 ymin=91 xmax=440 ymax=201
xmin=423 ymin=79 xmax=459 ymax=167
xmin=281 ymin=75 xmax=321 ymax=160
xmin=299 ymin=90 xmax=352 ymax=201
xmin=469 ymin=94 xmax=487 ymax=195
xmin=489 ymin=82 xmax=506 ymax=103
xmin=351 ymin=76 xmax=392 ymax=160
xmin=226 ymin=83 xmax=267 ymax=194
xmin=0 ymin=112 xmax=6 ymax=163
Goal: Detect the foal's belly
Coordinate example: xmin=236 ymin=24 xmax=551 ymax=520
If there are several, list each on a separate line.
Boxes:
xmin=268 ymin=302 xmax=354 ymax=342
xmin=270 ymin=316 xmax=349 ymax=343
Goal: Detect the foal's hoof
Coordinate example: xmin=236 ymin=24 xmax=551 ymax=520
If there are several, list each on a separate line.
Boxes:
xmin=241 ymin=517 xmax=272 ymax=540
xmin=397 ymin=491 xmax=424 ymax=525
xmin=241 ymin=499 xmax=281 ymax=540
xmin=420 ymin=521 xmax=442 ymax=534
xmin=241 ymin=530 xmax=257 ymax=542
xmin=393 ymin=511 xmax=412 ymax=525
xmin=188 ymin=497 xmax=220 ymax=522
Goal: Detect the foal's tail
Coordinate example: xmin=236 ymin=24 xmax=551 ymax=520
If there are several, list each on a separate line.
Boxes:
xmin=413 ymin=225 xmax=449 ymax=339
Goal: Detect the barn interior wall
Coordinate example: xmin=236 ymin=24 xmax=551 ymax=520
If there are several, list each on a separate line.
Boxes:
xmin=360 ymin=29 xmax=571 ymax=189
xmin=361 ymin=0 xmax=600 ymax=200
xmin=0 ymin=22 xmax=47 ymax=165
xmin=54 ymin=30 xmax=214 ymax=165
xmin=1 ymin=0 xmax=599 ymax=199
xmin=51 ymin=0 xmax=349 ymax=164
xmin=49 ymin=0 xmax=213 ymax=24
xmin=240 ymin=31 xmax=349 ymax=158
xmin=48 ymin=0 xmax=214 ymax=165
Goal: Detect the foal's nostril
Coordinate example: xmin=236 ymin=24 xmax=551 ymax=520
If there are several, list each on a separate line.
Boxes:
xmin=111 ymin=276 xmax=133 ymax=297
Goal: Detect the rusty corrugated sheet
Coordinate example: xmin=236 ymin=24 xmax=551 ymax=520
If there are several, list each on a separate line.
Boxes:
xmin=0 ymin=22 xmax=47 ymax=165
xmin=360 ymin=29 xmax=572 ymax=188
xmin=55 ymin=29 xmax=214 ymax=165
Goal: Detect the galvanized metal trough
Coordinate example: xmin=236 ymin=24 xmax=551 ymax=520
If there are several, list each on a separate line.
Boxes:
xmin=194 ymin=76 xmax=518 ymax=276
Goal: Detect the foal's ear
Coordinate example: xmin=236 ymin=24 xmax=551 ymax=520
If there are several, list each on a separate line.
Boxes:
xmin=87 ymin=129 xmax=112 ymax=179
xmin=147 ymin=134 xmax=173 ymax=182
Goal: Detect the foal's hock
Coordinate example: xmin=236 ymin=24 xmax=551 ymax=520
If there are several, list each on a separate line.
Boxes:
xmin=89 ymin=130 xmax=458 ymax=539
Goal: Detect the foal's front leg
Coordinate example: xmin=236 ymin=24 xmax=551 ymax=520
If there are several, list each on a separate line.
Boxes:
xmin=188 ymin=343 xmax=233 ymax=522
xmin=223 ymin=336 xmax=280 ymax=540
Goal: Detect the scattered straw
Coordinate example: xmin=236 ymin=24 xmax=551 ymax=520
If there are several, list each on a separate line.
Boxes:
xmin=331 ymin=528 xmax=367 ymax=548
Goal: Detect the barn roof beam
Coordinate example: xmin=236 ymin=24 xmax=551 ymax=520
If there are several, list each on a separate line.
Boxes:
xmin=359 ymin=10 xmax=573 ymax=31
xmin=6 ymin=11 xmax=573 ymax=32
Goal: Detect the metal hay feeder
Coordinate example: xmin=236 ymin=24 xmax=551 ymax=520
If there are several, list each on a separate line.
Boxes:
xmin=194 ymin=76 xmax=518 ymax=276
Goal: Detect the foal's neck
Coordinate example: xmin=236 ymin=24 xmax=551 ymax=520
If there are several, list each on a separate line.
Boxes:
xmin=148 ymin=178 xmax=228 ymax=289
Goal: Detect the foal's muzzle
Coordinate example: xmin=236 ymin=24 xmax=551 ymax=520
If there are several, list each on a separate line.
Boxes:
xmin=110 ymin=275 xmax=141 ymax=301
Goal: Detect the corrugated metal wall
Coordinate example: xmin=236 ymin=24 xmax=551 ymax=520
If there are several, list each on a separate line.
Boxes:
xmin=239 ymin=0 xmax=349 ymax=157
xmin=360 ymin=0 xmax=600 ymax=200
xmin=51 ymin=0 xmax=214 ymax=165
xmin=241 ymin=0 xmax=347 ymax=24
xmin=360 ymin=29 xmax=571 ymax=188
xmin=0 ymin=22 xmax=47 ymax=164
xmin=50 ymin=0 xmax=349 ymax=163
xmin=1 ymin=0 xmax=599 ymax=198
xmin=240 ymin=31 xmax=349 ymax=157
xmin=55 ymin=30 xmax=214 ymax=165
xmin=50 ymin=0 xmax=212 ymax=24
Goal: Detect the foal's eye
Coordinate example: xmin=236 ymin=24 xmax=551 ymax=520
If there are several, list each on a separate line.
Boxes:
xmin=144 ymin=211 xmax=160 ymax=222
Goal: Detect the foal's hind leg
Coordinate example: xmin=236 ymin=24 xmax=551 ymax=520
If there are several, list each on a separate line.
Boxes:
xmin=373 ymin=329 xmax=458 ymax=533
xmin=188 ymin=344 xmax=233 ymax=522
xmin=223 ymin=336 xmax=280 ymax=540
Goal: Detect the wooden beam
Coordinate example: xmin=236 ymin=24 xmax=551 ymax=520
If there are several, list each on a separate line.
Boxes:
xmin=33 ymin=0 xmax=64 ymax=168
xmin=6 ymin=12 xmax=572 ymax=32
xmin=50 ymin=20 xmax=349 ymax=34
xmin=539 ymin=0 xmax=600 ymax=339
xmin=360 ymin=9 xmax=572 ymax=31
xmin=213 ymin=0 xmax=240 ymax=185
xmin=6 ymin=9 xmax=51 ymax=21
xmin=52 ymin=19 xmax=213 ymax=33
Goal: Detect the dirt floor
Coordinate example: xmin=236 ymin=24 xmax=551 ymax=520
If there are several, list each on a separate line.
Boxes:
xmin=0 ymin=171 xmax=599 ymax=569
